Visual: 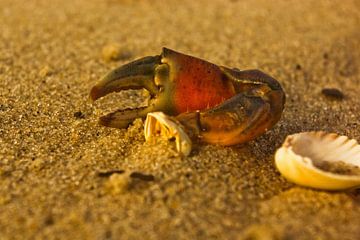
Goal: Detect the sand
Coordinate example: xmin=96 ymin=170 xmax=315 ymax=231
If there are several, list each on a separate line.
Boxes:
xmin=1 ymin=0 xmax=360 ymax=239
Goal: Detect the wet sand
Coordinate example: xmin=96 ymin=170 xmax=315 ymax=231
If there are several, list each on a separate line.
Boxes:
xmin=1 ymin=0 xmax=360 ymax=239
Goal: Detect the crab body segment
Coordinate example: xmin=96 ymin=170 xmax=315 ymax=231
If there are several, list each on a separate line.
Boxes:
xmin=90 ymin=48 xmax=285 ymax=146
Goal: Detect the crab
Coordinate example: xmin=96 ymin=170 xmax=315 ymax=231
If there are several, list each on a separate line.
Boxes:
xmin=90 ymin=48 xmax=285 ymax=146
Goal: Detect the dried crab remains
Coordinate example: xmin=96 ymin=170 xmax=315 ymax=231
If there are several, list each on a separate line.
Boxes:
xmin=90 ymin=48 xmax=360 ymax=191
xmin=90 ymin=48 xmax=286 ymax=155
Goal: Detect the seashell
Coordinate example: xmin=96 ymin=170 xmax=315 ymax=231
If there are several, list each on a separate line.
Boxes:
xmin=144 ymin=112 xmax=192 ymax=156
xmin=275 ymin=131 xmax=360 ymax=190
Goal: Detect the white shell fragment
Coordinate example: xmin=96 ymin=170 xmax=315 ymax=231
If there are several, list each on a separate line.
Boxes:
xmin=275 ymin=131 xmax=360 ymax=190
xmin=144 ymin=112 xmax=192 ymax=156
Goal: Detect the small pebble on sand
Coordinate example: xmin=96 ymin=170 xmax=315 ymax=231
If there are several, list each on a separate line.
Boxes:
xmin=39 ymin=66 xmax=52 ymax=77
xmin=105 ymin=173 xmax=130 ymax=194
xmin=74 ymin=111 xmax=85 ymax=119
xmin=101 ymin=43 xmax=131 ymax=62
xmin=321 ymin=88 xmax=344 ymax=100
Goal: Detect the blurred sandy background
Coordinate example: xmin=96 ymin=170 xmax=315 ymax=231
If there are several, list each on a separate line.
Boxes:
xmin=1 ymin=0 xmax=360 ymax=239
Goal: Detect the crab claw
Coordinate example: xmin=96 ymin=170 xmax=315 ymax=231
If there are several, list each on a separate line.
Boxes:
xmin=90 ymin=47 xmax=237 ymax=128
xmin=90 ymin=56 xmax=161 ymax=101
xmin=90 ymin=54 xmax=171 ymax=128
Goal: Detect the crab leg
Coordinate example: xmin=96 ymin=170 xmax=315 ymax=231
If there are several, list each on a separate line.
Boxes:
xmin=176 ymin=94 xmax=269 ymax=145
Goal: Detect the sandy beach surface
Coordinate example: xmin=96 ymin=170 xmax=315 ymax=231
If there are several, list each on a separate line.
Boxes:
xmin=1 ymin=0 xmax=360 ymax=239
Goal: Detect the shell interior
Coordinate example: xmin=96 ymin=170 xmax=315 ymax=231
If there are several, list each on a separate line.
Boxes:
xmin=291 ymin=132 xmax=360 ymax=175
xmin=275 ymin=131 xmax=360 ymax=190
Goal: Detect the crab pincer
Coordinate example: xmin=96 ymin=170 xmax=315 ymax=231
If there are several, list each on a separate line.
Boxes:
xmin=90 ymin=48 xmax=285 ymax=147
